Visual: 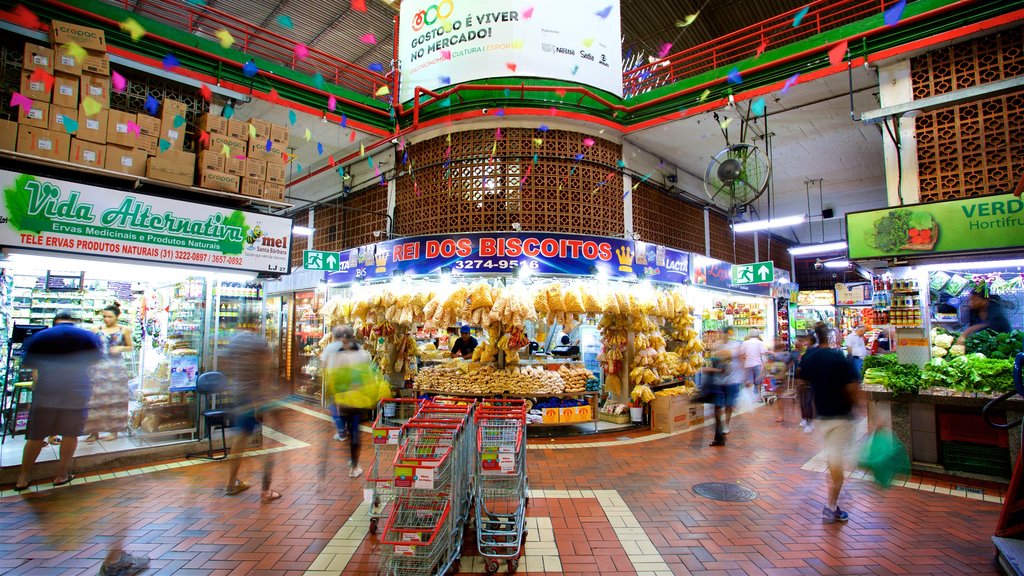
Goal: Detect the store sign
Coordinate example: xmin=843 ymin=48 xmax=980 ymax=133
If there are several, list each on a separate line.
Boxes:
xmin=397 ymin=0 xmax=623 ymax=102
xmin=324 ymin=232 xmax=648 ymax=283
xmin=730 ymin=261 xmax=774 ymax=285
xmin=797 ymin=290 xmax=836 ymax=306
xmin=303 ymin=250 xmax=341 ymax=271
xmin=692 ymin=256 xmax=772 ymax=296
xmin=636 ymin=242 xmax=689 ymax=284
xmin=835 ymin=282 xmax=871 ymax=305
xmin=0 ymin=171 xmax=292 ymax=273
xmin=846 ymin=193 xmax=1024 ymax=260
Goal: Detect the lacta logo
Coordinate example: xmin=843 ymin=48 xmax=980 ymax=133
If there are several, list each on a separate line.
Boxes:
xmin=665 ymin=258 xmax=687 ymax=273
xmin=411 ymin=0 xmax=454 ymax=32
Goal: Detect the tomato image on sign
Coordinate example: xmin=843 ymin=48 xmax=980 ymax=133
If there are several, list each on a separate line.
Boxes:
xmin=865 ymin=208 xmax=939 ymax=253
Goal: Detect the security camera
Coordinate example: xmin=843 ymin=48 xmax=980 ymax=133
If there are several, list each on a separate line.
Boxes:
xmin=814 ymin=259 xmax=824 ymax=271
xmin=373 ymin=230 xmax=382 ymax=239
xmin=511 ymin=222 xmax=521 ymax=231
xmin=481 ymin=108 xmax=489 ymax=114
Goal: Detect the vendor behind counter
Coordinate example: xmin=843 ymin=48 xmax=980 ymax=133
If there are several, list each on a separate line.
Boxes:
xmin=450 ymin=326 xmax=479 ymax=358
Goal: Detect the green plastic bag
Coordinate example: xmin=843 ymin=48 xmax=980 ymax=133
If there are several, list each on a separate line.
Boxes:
xmin=859 ymin=430 xmax=910 ymax=488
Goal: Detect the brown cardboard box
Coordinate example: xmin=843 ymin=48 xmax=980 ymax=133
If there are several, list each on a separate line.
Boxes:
xmin=247 ymin=140 xmax=286 ymax=163
xmin=650 ymin=395 xmax=690 ymax=434
xmin=161 ymin=98 xmax=187 ymax=119
xmin=158 ymin=115 xmax=186 ymax=151
xmin=53 ymin=44 xmax=83 ymax=76
xmin=265 ymin=161 xmax=286 ymax=184
xmin=270 ymin=123 xmax=289 ymax=146
xmin=198 ymin=169 xmax=240 ymax=193
xmin=226 ymin=119 xmax=248 ymax=140
xmin=209 ymin=134 xmax=246 ymax=158
xmin=0 ymin=119 xmax=17 ymax=151
xmin=80 ymin=74 xmax=110 ymax=109
xmin=69 ymin=138 xmax=105 ymax=168
xmin=51 ymin=21 xmax=107 ymax=52
xmin=263 ymin=181 xmax=285 ymax=202
xmin=134 ymin=135 xmax=157 ymax=156
xmin=224 ymin=155 xmax=245 ymax=177
xmin=135 ymin=114 xmax=160 ymax=138
xmin=247 ymin=118 xmax=271 ymax=142
xmin=82 ymin=53 xmax=110 ymax=76
xmin=53 ymin=73 xmax=79 ymax=108
xmin=106 ymin=110 xmax=136 ymax=148
xmin=244 ymin=158 xmax=267 ymax=181
xmin=239 ymin=177 xmax=263 ymax=198
xmin=197 ymin=113 xmax=227 ymax=135
xmin=48 ymin=105 xmax=77 ymax=132
xmin=23 ymin=43 xmax=54 ymax=74
xmin=105 ymin=145 xmax=146 ymax=176
xmin=146 ymin=150 xmax=195 ymax=186
xmin=197 ymin=150 xmax=224 ymax=173
xmin=77 ymin=104 xmax=108 ymax=144
xmin=20 ymin=71 xmax=51 ymax=103
xmin=18 ymin=101 xmax=49 ymax=129
xmin=16 ymin=125 xmax=70 ymax=162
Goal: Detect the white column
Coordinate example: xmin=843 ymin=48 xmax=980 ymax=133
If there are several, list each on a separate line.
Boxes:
xmin=308 ymin=207 xmax=314 ymax=250
xmin=703 ymin=208 xmax=711 ymax=256
xmin=878 ymin=60 xmax=920 ymax=206
xmin=387 ymin=173 xmax=397 ymax=235
xmin=622 ymin=173 xmax=633 ymax=237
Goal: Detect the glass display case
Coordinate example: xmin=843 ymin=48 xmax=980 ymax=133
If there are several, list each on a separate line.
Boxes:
xmin=205 ymin=280 xmax=264 ymax=372
xmin=290 ymin=290 xmax=325 ymax=400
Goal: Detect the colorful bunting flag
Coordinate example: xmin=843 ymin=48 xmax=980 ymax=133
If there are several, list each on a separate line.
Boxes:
xmin=64 ymin=42 xmax=87 ymax=62
xmin=782 ymin=73 xmax=800 ymax=93
xmin=727 ymin=67 xmax=742 ymax=84
xmin=277 ymin=14 xmax=294 ymax=29
xmin=288 ymin=110 xmax=297 ymax=125
xmin=375 ymin=85 xmax=390 ymax=96
xmin=522 ymin=6 xmax=534 ymax=19
xmin=360 ymin=33 xmax=376 ymax=44
xmin=120 ymin=18 xmax=146 ymax=41
xmin=198 ymin=129 xmax=210 ymax=147
xmin=351 ymin=0 xmax=367 ymax=11
xmin=172 ymin=114 xmax=185 ymax=128
xmin=583 ymin=137 xmax=595 ymax=147
xmin=439 ymin=75 xmax=451 ymax=85
xmin=162 ymin=53 xmax=179 ymax=70
xmin=328 ymin=95 xmax=337 ymax=111
xmin=126 ymin=121 xmax=141 ymax=137
xmin=317 ymin=142 xmax=323 ymax=155
xmin=82 ymin=96 xmax=101 ymax=116
xmin=506 ymin=63 xmax=517 ymax=72
xmin=312 ymin=73 xmax=325 ymax=89
xmin=242 ymin=60 xmax=258 ymax=77
xmin=294 ymin=44 xmax=309 ymax=61
xmin=199 ymin=83 xmax=212 ymax=101
xmin=144 ymin=95 xmax=159 ymax=115
xmin=215 ymin=29 xmax=234 ymax=49
xmin=828 ymin=40 xmax=848 ymax=66
xmin=223 ymin=103 xmax=234 ymax=119
xmin=368 ymin=63 xmax=384 ymax=72
xmin=676 ymin=13 xmax=699 ymax=27
xmin=751 ymin=98 xmax=766 ymax=116
xmin=884 ymin=0 xmax=907 ymax=26
xmin=304 ymin=127 xmax=311 ymax=142
xmin=161 ymin=139 xmax=174 ymax=152
xmin=266 ymin=139 xmax=272 ymax=152
xmin=59 ymin=115 xmax=78 ymax=134
xmin=793 ymin=5 xmax=810 ymax=27
xmin=595 ymin=5 xmax=612 ymax=19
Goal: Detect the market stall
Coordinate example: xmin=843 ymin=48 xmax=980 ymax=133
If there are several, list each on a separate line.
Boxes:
xmin=791 ymin=290 xmax=836 ymax=342
xmin=690 ymin=256 xmax=777 ymax=348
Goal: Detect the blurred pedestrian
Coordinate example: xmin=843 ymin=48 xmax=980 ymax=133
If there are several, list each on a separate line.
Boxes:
xmin=798 ymin=322 xmax=861 ymax=523
xmin=85 ymin=303 xmax=133 ymax=442
xmin=740 ymin=329 xmax=766 ymax=396
xmin=843 ymin=325 xmax=868 ymax=377
xmin=766 ymin=341 xmax=789 ymax=422
xmin=223 ymin=315 xmax=283 ymax=502
xmin=14 ymin=310 xmax=102 ymax=491
xmin=321 ymin=327 xmax=351 ymax=442
xmin=795 ymin=332 xmax=817 ymax=432
xmin=706 ymin=330 xmax=741 ymax=446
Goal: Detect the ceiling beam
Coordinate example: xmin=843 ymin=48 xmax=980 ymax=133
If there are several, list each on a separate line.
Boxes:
xmin=860 ymin=76 xmax=1024 ymax=124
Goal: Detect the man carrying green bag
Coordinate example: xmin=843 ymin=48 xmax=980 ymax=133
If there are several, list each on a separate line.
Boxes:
xmin=859 ymin=429 xmax=910 ymax=488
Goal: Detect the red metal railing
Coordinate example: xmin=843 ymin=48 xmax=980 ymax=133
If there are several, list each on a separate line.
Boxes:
xmin=623 ymin=0 xmax=907 ymax=97
xmin=107 ymin=0 xmax=389 ymax=99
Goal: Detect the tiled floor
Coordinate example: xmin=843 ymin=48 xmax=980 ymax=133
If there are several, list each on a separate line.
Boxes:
xmin=0 ymin=401 xmax=1007 ymax=575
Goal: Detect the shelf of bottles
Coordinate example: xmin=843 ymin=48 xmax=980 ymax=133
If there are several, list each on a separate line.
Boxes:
xmin=206 ymin=281 xmax=265 ymax=380
xmin=291 ymin=290 xmax=324 ymax=401
xmin=889 ymin=278 xmax=923 ymax=329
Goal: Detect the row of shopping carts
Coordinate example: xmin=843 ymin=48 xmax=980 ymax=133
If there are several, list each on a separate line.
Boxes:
xmin=369 ymin=397 xmax=528 ymax=576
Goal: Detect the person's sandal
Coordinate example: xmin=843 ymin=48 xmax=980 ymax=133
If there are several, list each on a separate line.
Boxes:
xmin=85 ymin=434 xmax=99 ymax=443
xmin=48 ymin=435 xmax=61 ymax=445
xmin=53 ymin=474 xmax=74 ymax=486
xmin=261 ymin=489 xmax=282 ymax=503
xmin=225 ymin=480 xmax=250 ymax=495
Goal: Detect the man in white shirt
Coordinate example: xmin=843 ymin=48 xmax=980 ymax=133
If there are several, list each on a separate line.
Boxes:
xmin=739 ymin=330 xmax=766 ymax=395
xmin=843 ymin=325 xmax=868 ymax=376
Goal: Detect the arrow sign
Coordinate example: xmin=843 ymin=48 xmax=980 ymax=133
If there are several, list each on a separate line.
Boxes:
xmin=731 ymin=261 xmax=774 ymax=285
xmin=303 ymin=250 xmax=341 ymax=271
xmin=326 ymin=253 xmax=338 ymax=269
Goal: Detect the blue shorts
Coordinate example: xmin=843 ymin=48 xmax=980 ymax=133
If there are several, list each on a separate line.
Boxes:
xmin=233 ymin=409 xmax=260 ymax=434
xmin=713 ymin=384 xmax=740 ymax=408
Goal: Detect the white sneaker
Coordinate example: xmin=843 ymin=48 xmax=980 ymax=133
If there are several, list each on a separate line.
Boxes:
xmin=799 ymin=419 xmax=807 ymax=427
xmin=722 ymin=425 xmax=730 ymax=435
xmin=803 ymin=422 xmax=814 ymax=433
xmin=333 ymin=433 xmax=348 ymax=441
xmin=349 ymin=467 xmax=363 ymax=478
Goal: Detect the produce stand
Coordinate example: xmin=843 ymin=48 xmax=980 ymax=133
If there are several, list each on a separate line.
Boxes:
xmin=413 ymin=387 xmax=601 ymax=432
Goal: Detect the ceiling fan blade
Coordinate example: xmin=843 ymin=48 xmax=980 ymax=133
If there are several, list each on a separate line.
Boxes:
xmin=709 ymin=183 xmax=729 ymax=202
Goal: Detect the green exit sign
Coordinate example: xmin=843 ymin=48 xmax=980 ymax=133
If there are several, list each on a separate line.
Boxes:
xmin=731 ymin=261 xmax=774 ymax=285
xmin=303 ymin=250 xmax=340 ymax=271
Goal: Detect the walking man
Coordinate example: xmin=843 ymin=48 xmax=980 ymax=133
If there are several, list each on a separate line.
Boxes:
xmin=844 ymin=325 xmax=868 ymax=376
xmin=798 ymin=322 xmax=861 ymax=522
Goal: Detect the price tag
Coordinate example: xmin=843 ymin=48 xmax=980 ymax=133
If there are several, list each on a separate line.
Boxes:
xmin=388 ymin=429 xmax=400 ymax=444
xmin=32 ymin=54 xmax=49 ymax=66
xmin=499 ymin=454 xmax=515 ymax=472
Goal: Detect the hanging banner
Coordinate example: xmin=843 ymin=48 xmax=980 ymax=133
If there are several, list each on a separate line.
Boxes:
xmin=635 ymin=242 xmax=689 ymax=284
xmin=691 ymin=256 xmax=772 ymax=296
xmin=0 ymin=171 xmax=292 ymax=273
xmin=397 ymin=0 xmax=623 ymax=102
xmin=323 ymin=232 xmax=658 ymax=284
xmin=846 ymin=193 xmax=1024 ymax=260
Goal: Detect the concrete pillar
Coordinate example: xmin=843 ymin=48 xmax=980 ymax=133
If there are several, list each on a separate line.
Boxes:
xmin=878 ymin=60 xmax=920 ymax=206
xmin=623 ymin=173 xmax=633 ymax=237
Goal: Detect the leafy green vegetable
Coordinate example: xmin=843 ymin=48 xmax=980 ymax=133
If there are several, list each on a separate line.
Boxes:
xmin=909 ymin=211 xmax=933 ymax=230
xmin=922 ymin=356 xmax=979 ymax=390
xmin=862 ymin=353 xmax=898 ymax=377
xmin=965 ymin=330 xmax=1024 ymax=360
xmin=866 ymin=209 xmax=911 ymax=252
xmin=968 ymin=357 xmax=1015 ymax=394
xmin=885 ymin=363 xmax=923 ymax=395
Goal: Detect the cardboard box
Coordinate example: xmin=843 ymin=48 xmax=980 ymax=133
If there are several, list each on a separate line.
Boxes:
xmin=247 ymin=139 xmax=286 ymax=163
xmin=20 ymin=71 xmax=51 ymax=103
xmin=197 ymin=150 xmax=224 ymax=173
xmin=23 ymin=43 xmax=54 ymax=74
xmin=134 ymin=135 xmax=157 ymax=156
xmin=158 ymin=115 xmax=186 ymax=151
xmin=69 ymin=138 xmax=105 ymax=168
xmin=239 ymin=177 xmax=262 ymax=198
xmin=224 ymin=155 xmax=245 ymax=176
xmin=686 ymin=403 xmax=706 ymax=427
xmin=53 ymin=73 xmax=79 ymax=108
xmin=263 ymin=181 xmax=285 ymax=202
xmin=650 ymin=395 xmax=689 ymax=433
xmin=106 ymin=110 xmax=135 ymax=148
xmin=146 ymin=150 xmax=195 ymax=186
xmin=560 ymin=407 xmax=577 ymax=423
xmin=18 ymin=101 xmax=49 ymax=129
xmin=82 ymin=53 xmax=110 ymax=76
xmin=80 ymin=74 xmax=110 ymax=109
xmin=577 ymin=405 xmax=593 ymax=423
xmin=77 ymin=104 xmax=108 ymax=144
xmin=247 ymin=118 xmax=271 ymax=142
xmin=53 ymin=44 xmax=83 ymax=76
xmin=48 ymin=105 xmax=77 ymax=132
xmin=0 ymin=119 xmax=17 ymax=151
xmin=210 ymin=134 xmax=246 ymax=158
xmin=226 ymin=119 xmax=248 ymax=140
xmin=265 ymin=161 xmax=286 ymax=184
xmin=270 ymin=123 xmax=289 ymax=146
xmin=135 ymin=114 xmax=160 ymax=138
xmin=244 ymin=158 xmax=267 ymax=181
xmin=198 ymin=169 xmax=239 ymax=193
xmin=51 ymin=21 xmax=107 ymax=52
xmin=161 ymin=98 xmax=187 ymax=119
xmin=105 ymin=144 xmax=146 ymax=176
xmin=16 ymin=125 xmax=70 ymax=162
xmin=197 ymin=113 xmax=227 ymax=135
xmin=541 ymin=408 xmax=560 ymax=424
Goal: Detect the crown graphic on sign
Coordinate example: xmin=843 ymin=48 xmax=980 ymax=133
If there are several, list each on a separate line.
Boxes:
xmin=375 ymin=251 xmax=389 ymax=273
xmin=616 ymin=246 xmax=634 ymax=272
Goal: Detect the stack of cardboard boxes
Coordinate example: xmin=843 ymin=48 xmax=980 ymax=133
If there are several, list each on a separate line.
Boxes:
xmin=144 ymin=97 xmax=196 ymax=186
xmin=196 ymin=114 xmax=288 ymax=202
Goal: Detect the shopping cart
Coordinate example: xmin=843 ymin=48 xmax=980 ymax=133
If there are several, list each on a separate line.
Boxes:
xmin=474 ymin=401 xmax=529 ymax=575
xmin=367 ymin=398 xmax=423 ymax=534
xmin=378 ymin=494 xmax=454 ymax=576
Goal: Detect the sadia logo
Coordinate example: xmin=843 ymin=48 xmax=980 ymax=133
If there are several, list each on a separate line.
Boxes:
xmin=411 ymin=0 xmax=454 ymax=32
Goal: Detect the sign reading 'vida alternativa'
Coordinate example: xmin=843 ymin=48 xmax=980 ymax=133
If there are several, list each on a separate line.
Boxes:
xmin=0 ymin=171 xmax=293 ymax=273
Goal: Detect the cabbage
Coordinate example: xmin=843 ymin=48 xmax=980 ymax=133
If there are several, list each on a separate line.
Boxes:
xmin=933 ymin=334 xmax=954 ymax=349
xmin=932 ymin=346 xmax=947 ymax=358
xmin=949 ymin=344 xmax=966 ymax=357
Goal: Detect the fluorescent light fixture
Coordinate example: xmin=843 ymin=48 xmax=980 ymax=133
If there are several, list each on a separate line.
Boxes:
xmin=293 ymin=226 xmax=315 ymax=236
xmin=917 ymin=259 xmax=1024 ymax=272
xmin=824 ymin=260 xmax=850 ymax=269
xmin=732 ymin=214 xmax=806 ymax=233
xmin=788 ymin=242 xmax=847 ymax=256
